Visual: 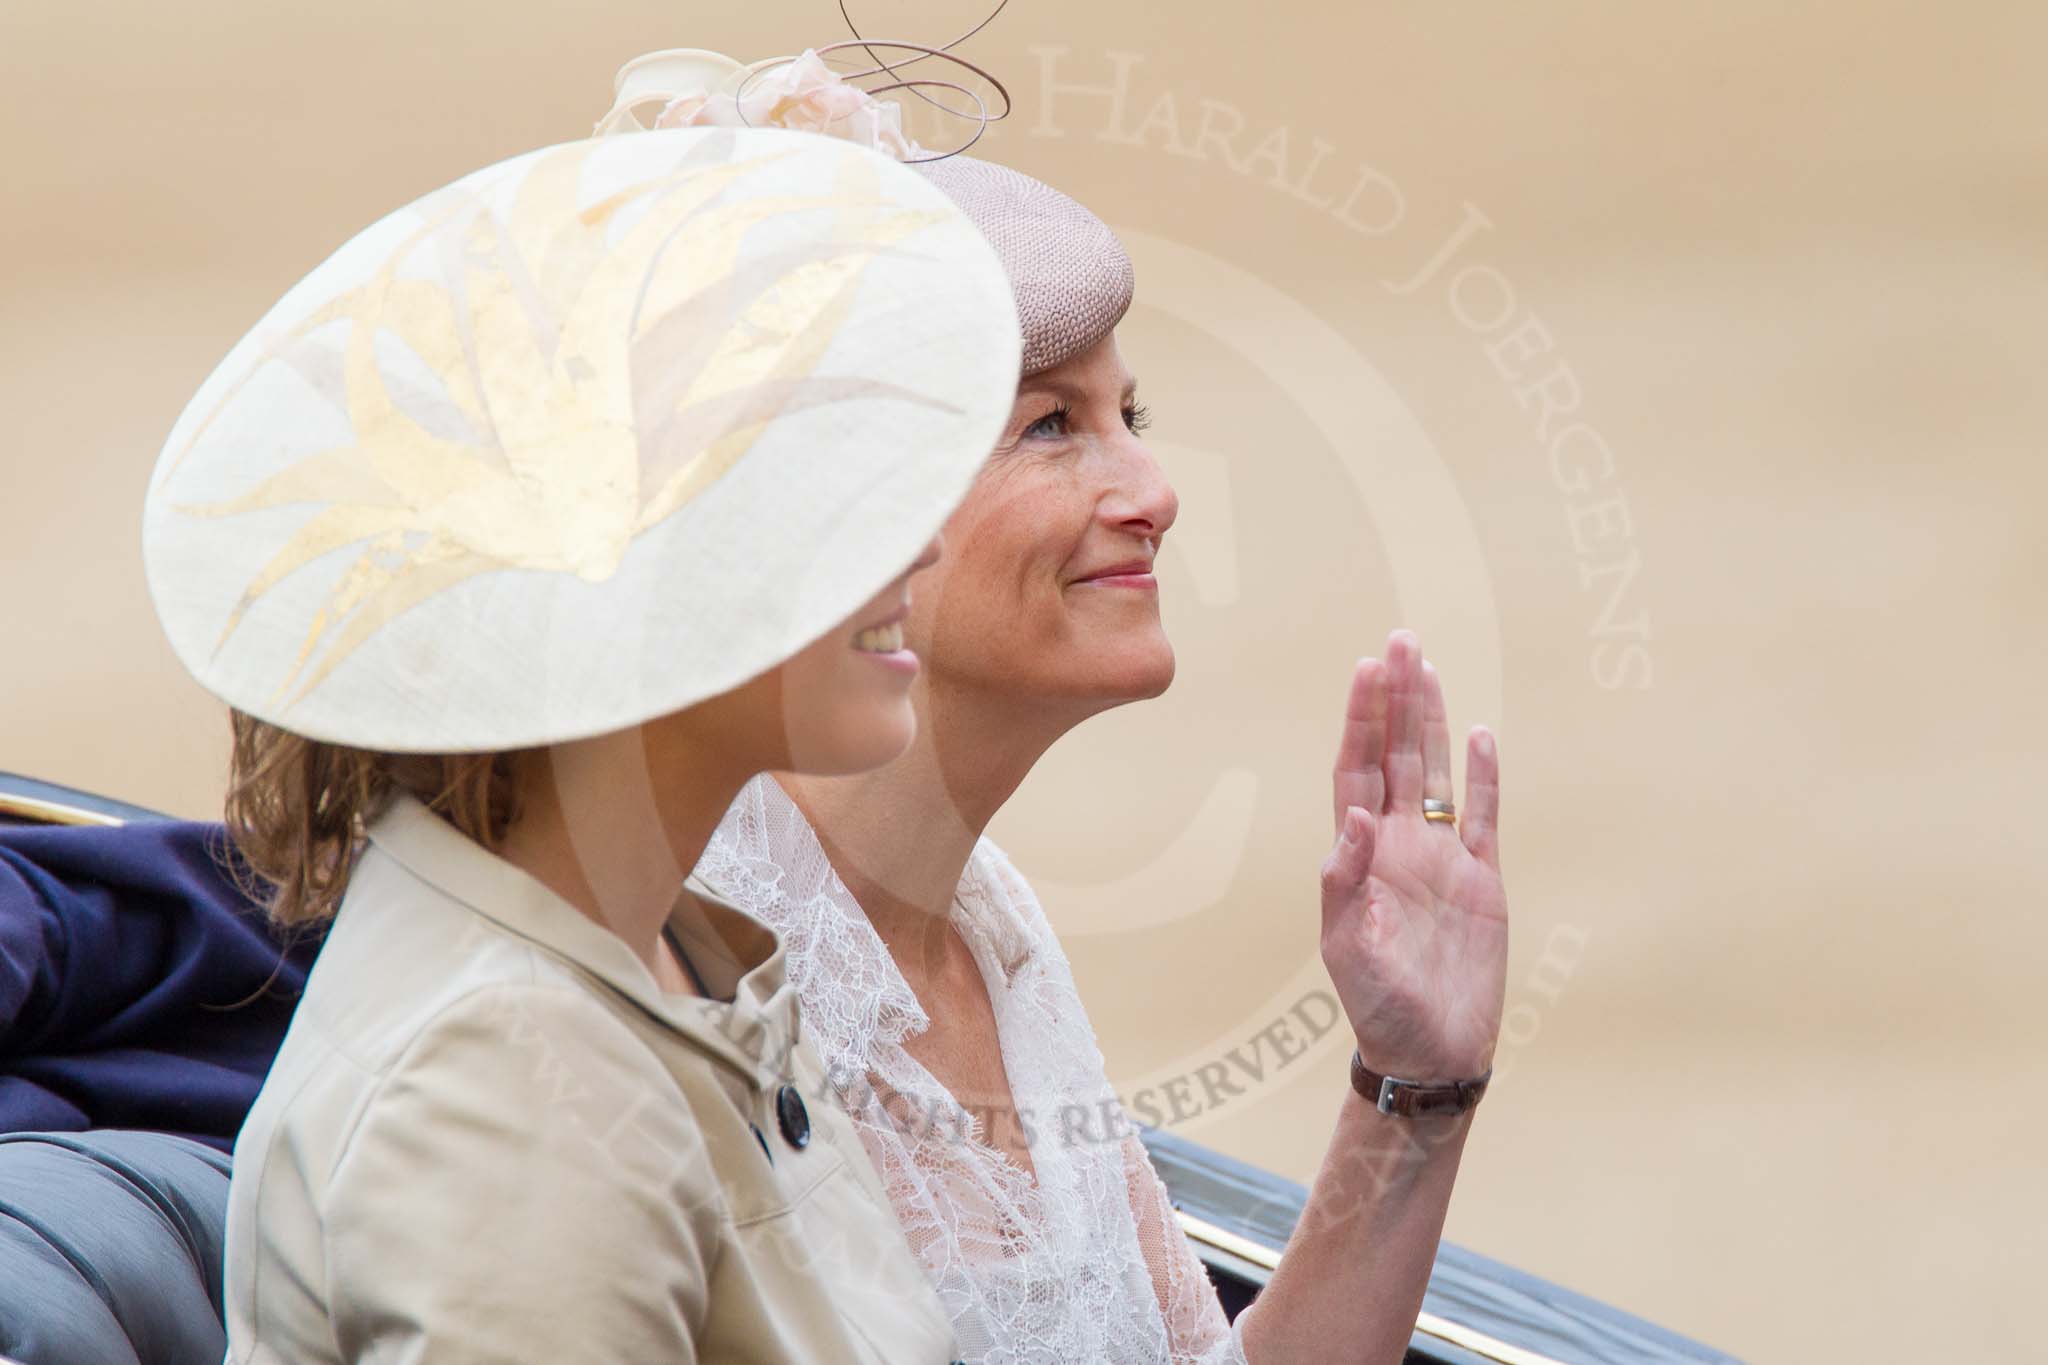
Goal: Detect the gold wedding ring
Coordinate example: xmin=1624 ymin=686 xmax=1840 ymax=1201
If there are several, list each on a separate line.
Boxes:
xmin=1422 ymin=798 xmax=1457 ymax=824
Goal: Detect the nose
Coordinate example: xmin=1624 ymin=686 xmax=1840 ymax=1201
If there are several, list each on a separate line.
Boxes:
xmin=1102 ymin=441 xmax=1179 ymax=542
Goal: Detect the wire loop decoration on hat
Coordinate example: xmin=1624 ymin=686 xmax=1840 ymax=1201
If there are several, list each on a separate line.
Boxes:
xmin=833 ymin=0 xmax=1015 ymax=88
xmin=798 ymin=0 xmax=1016 ymax=154
xmin=599 ymin=1 xmax=1015 ymax=164
xmin=733 ymin=39 xmax=1011 ymax=162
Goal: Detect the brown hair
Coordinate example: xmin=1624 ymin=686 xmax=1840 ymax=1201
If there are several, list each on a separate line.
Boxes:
xmin=225 ymin=710 xmax=527 ymax=926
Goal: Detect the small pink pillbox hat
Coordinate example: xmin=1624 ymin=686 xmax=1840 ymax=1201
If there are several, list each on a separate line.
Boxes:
xmin=913 ymin=155 xmax=1134 ymax=375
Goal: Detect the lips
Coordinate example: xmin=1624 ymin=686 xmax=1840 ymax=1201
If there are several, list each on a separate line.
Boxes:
xmin=1072 ymin=559 xmax=1155 ymax=584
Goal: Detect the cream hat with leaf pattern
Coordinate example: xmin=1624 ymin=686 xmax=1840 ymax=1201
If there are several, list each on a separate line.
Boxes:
xmin=143 ymin=127 xmax=1020 ymax=751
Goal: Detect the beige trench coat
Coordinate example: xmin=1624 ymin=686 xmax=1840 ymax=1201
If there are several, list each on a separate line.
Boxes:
xmin=224 ymin=794 xmax=959 ymax=1363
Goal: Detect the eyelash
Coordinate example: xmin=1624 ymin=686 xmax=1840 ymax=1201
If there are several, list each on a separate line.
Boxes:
xmin=1024 ymin=402 xmax=1153 ymax=441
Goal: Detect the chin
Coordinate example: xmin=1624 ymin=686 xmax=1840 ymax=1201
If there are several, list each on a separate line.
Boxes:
xmin=1064 ymin=637 xmax=1176 ymax=708
xmin=782 ymin=702 xmax=917 ymax=776
xmin=1122 ymin=624 xmax=1176 ymax=693
xmin=1127 ymin=645 xmax=1177 ymax=700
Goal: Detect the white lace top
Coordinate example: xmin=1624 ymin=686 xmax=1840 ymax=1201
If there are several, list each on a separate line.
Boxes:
xmin=697 ymin=775 xmax=1248 ymax=1365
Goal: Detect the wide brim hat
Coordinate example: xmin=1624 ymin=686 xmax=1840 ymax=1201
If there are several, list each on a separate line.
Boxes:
xmin=603 ymin=48 xmax=1133 ymax=376
xmin=143 ymin=127 xmax=1020 ymax=752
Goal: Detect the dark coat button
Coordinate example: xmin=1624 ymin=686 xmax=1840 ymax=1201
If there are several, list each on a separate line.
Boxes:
xmin=775 ymin=1084 xmax=811 ymax=1150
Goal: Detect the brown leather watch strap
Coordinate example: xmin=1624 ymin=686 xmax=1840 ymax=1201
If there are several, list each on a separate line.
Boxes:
xmin=1350 ymin=1051 xmax=1492 ymax=1119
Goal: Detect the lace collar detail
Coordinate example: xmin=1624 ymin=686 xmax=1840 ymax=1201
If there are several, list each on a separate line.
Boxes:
xmin=695 ymin=774 xmax=1039 ymax=1062
xmin=697 ymin=773 xmax=1240 ymax=1365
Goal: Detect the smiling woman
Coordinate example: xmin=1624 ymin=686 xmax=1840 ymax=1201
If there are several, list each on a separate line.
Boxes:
xmin=927 ymin=336 xmax=1179 ymax=707
xmin=131 ymin=122 xmax=1023 ymax=1363
xmin=576 ymin=41 xmax=1516 ymax=1365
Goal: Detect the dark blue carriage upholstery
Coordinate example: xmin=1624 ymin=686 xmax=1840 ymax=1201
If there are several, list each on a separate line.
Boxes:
xmin=0 ymin=1131 xmax=231 ymax=1365
xmin=0 ymin=816 xmax=317 ymax=1146
xmin=0 ymin=784 xmax=310 ymax=1363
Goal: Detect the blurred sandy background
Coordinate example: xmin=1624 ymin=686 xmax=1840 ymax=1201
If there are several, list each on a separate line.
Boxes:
xmin=4 ymin=2 xmax=2043 ymax=1359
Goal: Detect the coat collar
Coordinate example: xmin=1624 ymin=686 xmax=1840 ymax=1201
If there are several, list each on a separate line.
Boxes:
xmin=365 ymin=793 xmax=800 ymax=1091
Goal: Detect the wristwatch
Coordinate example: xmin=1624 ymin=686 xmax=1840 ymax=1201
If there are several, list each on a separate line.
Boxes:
xmin=1350 ymin=1051 xmax=1492 ymax=1119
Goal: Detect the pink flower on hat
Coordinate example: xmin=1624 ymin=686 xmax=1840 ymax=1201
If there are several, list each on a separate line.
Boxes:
xmin=653 ymin=50 xmax=921 ymax=162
